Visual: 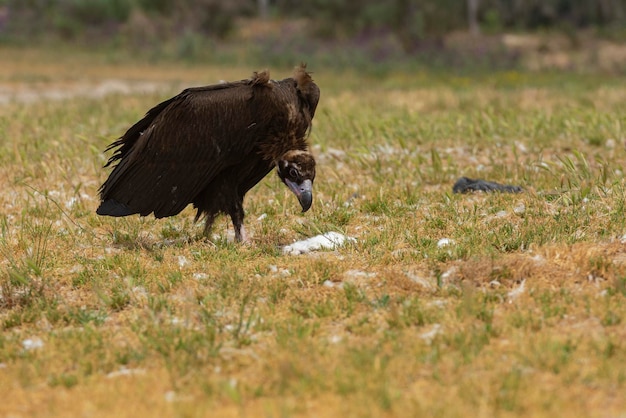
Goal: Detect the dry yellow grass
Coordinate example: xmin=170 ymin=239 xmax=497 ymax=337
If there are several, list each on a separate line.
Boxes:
xmin=0 ymin=47 xmax=625 ymax=417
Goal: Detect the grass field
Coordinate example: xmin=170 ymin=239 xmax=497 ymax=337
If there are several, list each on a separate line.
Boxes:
xmin=0 ymin=47 xmax=625 ymax=417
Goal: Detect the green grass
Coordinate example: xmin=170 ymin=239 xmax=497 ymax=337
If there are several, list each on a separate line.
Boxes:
xmin=0 ymin=47 xmax=625 ymax=417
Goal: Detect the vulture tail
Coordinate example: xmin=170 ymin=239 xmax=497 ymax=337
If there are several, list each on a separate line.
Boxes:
xmin=97 ymin=199 xmax=136 ymax=217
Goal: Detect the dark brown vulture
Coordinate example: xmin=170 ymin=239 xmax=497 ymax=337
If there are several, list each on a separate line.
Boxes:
xmin=97 ymin=64 xmax=319 ymax=242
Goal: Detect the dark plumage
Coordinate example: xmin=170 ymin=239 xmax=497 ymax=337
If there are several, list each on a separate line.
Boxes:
xmin=97 ymin=64 xmax=319 ymax=242
xmin=453 ymin=177 xmax=523 ymax=194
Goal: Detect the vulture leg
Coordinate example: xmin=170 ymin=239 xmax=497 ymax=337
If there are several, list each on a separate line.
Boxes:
xmin=202 ymin=213 xmax=217 ymax=238
xmin=229 ymin=199 xmax=248 ymax=243
xmin=237 ymin=225 xmax=249 ymax=244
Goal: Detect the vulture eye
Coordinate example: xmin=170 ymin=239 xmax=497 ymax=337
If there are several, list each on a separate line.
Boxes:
xmin=289 ymin=168 xmax=298 ymax=179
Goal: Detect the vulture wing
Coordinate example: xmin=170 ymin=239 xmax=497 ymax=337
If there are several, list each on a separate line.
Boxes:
xmin=98 ymin=75 xmax=277 ymax=218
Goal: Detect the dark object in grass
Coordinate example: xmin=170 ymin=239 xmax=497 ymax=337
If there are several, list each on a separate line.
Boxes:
xmin=97 ymin=64 xmax=319 ymax=242
xmin=453 ymin=177 xmax=523 ymax=194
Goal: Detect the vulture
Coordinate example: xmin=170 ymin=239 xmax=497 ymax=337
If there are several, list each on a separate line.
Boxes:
xmin=97 ymin=64 xmax=319 ymax=242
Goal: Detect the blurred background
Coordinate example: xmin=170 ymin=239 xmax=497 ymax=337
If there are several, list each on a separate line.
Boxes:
xmin=0 ymin=0 xmax=625 ymax=73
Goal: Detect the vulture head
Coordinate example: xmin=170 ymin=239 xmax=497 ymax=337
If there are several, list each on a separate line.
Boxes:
xmin=276 ymin=150 xmax=316 ymax=212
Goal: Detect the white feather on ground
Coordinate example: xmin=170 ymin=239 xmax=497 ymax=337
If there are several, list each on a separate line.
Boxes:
xmin=22 ymin=337 xmax=44 ymax=351
xmin=283 ymin=232 xmax=356 ymax=255
xmin=507 ymin=279 xmax=526 ymax=302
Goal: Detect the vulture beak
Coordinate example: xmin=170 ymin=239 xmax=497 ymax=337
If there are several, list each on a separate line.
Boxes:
xmin=285 ymin=178 xmax=313 ymax=212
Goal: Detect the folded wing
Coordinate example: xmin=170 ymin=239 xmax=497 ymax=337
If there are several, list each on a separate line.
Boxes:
xmin=98 ymin=75 xmax=273 ymax=218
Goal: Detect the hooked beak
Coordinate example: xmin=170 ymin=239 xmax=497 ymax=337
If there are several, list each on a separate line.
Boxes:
xmin=284 ymin=179 xmax=313 ymax=212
